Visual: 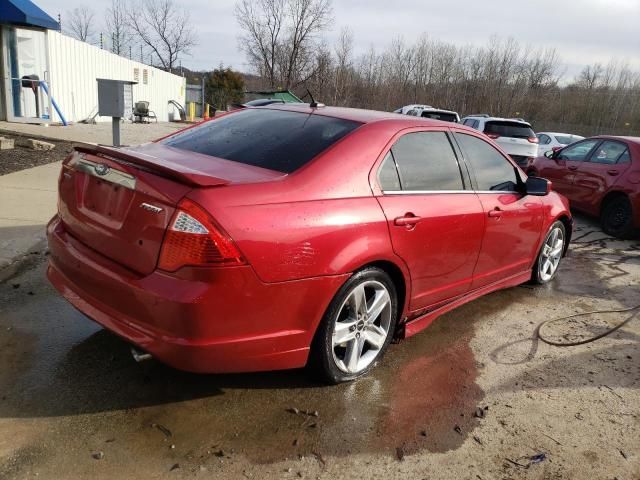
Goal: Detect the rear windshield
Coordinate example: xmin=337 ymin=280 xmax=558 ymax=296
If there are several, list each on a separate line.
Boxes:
xmin=162 ymin=109 xmax=362 ymax=173
xmin=554 ymin=135 xmax=581 ymax=145
xmin=484 ymin=121 xmax=534 ymax=139
xmin=421 ymin=111 xmax=458 ymax=123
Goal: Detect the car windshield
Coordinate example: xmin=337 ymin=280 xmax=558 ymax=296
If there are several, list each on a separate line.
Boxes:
xmin=421 ymin=111 xmax=458 ymax=122
xmin=484 ymin=121 xmax=534 ymax=139
xmin=162 ymin=109 xmax=362 ymax=173
xmin=554 ymin=135 xmax=581 ymax=145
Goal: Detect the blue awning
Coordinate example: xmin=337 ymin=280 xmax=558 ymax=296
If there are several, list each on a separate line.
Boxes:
xmin=0 ymin=0 xmax=59 ymax=30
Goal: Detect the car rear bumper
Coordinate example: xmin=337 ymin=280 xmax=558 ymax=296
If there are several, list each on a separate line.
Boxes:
xmin=46 ymin=215 xmax=348 ymax=373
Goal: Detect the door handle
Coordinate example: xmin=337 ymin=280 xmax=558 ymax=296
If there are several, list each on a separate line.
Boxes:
xmin=394 ymin=214 xmax=421 ymax=227
xmin=607 ymin=169 xmax=619 ymax=176
xmin=488 ymin=207 xmax=502 ymax=218
xmin=567 ymin=165 xmax=578 ymax=171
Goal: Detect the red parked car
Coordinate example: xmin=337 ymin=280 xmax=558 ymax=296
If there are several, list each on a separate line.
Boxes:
xmin=528 ymin=136 xmax=640 ymax=238
xmin=47 ymin=105 xmax=572 ymax=383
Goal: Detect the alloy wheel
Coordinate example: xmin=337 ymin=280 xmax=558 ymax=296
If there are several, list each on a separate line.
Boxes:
xmin=331 ymin=280 xmax=392 ymax=374
xmin=538 ymin=226 xmax=564 ymax=282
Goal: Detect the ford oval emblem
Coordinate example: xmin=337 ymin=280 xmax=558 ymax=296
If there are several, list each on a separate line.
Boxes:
xmin=94 ymin=163 xmax=110 ymax=176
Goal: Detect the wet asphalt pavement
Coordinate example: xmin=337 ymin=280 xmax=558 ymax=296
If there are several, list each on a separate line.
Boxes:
xmin=1 ymin=214 xmax=639 ymax=479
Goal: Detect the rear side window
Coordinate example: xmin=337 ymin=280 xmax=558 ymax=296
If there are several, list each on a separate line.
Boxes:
xmin=378 ymin=152 xmax=401 ymax=191
xmin=161 ymin=109 xmax=361 ymax=173
xmin=388 ymin=132 xmax=464 ymax=191
xmin=589 ymin=141 xmax=628 ymax=165
xmin=455 ymin=133 xmax=518 ymax=191
xmin=538 ymin=134 xmax=551 ymax=145
xmin=484 ymin=121 xmax=534 ymax=139
xmin=617 ymin=149 xmax=631 ymax=164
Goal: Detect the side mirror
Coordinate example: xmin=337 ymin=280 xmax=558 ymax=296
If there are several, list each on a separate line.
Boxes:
xmin=544 ymin=150 xmax=554 ymax=159
xmin=526 ymin=176 xmax=552 ymax=196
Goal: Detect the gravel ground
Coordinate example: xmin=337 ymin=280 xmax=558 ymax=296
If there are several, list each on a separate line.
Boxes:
xmin=0 ymin=134 xmax=74 ymax=176
xmin=0 ymin=215 xmax=638 ymax=479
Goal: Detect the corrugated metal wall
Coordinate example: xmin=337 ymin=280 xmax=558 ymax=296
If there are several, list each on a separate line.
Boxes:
xmin=46 ymin=31 xmax=186 ymax=123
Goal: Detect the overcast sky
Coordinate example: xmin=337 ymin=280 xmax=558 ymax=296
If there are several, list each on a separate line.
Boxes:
xmin=36 ymin=0 xmax=640 ymax=79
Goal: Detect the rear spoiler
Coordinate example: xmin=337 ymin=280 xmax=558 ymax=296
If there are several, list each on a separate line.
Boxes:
xmin=73 ymin=143 xmax=230 ymax=188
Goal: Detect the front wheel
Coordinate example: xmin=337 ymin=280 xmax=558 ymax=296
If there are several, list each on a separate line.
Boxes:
xmin=310 ymin=267 xmax=398 ymax=384
xmin=531 ymin=221 xmax=566 ymax=284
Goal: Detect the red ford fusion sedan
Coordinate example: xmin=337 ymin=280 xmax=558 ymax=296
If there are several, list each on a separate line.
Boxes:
xmin=527 ymin=136 xmax=640 ymax=239
xmin=47 ymin=105 xmax=572 ymax=383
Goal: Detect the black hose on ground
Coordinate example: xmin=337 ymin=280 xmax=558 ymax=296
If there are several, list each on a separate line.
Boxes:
xmin=537 ymin=304 xmax=640 ymax=347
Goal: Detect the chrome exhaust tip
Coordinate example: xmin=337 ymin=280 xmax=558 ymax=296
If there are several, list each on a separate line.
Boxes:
xmin=130 ymin=346 xmax=153 ymax=363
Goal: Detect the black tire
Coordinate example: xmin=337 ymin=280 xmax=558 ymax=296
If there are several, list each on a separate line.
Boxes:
xmin=531 ymin=220 xmax=566 ymax=285
xmin=601 ymin=196 xmax=635 ymax=239
xmin=310 ymin=267 xmax=398 ymax=384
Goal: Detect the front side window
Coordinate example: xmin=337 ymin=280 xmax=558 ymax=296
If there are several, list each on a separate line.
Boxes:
xmin=557 ymin=139 xmax=600 ymax=162
xmin=455 ymin=133 xmax=518 ymax=192
xmin=385 ymin=132 xmax=464 ymax=191
xmin=589 ymin=141 xmax=629 ymax=165
xmin=161 ymin=109 xmax=361 ymax=173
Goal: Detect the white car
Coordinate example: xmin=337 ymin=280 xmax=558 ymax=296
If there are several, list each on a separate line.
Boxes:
xmin=394 ymin=105 xmax=460 ymax=123
xmin=460 ymin=115 xmax=538 ymax=169
xmin=536 ymin=132 xmax=585 ymax=157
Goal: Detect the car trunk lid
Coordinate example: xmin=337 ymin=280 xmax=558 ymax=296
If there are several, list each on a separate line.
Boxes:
xmin=58 ymin=143 xmax=284 ymax=275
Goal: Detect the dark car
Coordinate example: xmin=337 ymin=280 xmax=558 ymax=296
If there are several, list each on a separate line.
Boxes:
xmin=528 ymin=136 xmax=640 ymax=238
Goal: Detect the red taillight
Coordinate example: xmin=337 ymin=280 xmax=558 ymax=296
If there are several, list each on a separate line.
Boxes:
xmin=158 ymin=199 xmax=245 ymax=271
xmin=528 ymin=136 xmax=539 ymax=144
xmin=486 ymin=133 xmax=500 ymax=139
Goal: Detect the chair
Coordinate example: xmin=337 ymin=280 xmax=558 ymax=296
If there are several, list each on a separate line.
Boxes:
xmin=132 ymin=101 xmax=157 ymax=123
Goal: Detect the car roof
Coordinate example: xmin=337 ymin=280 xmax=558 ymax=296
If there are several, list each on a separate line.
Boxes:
xmin=254 ymin=103 xmax=455 ymax=127
xmin=463 ymin=115 xmax=531 ymax=125
xmin=419 ymin=107 xmax=459 ymax=114
xmin=403 ymin=104 xmax=433 ymax=109
xmin=588 ymin=135 xmax=640 ymax=144
xmin=538 ymin=132 xmax=583 ymax=137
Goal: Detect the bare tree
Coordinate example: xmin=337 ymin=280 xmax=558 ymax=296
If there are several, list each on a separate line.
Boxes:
xmin=235 ymin=0 xmax=333 ymax=89
xmin=66 ymin=7 xmax=95 ymax=42
xmin=127 ymin=0 xmax=197 ymax=72
xmin=332 ymin=27 xmax=354 ymax=105
xmin=106 ymin=0 xmax=132 ymax=56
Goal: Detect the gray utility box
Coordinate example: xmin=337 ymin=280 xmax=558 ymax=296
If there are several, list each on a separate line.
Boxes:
xmin=96 ymin=79 xmax=136 ymax=118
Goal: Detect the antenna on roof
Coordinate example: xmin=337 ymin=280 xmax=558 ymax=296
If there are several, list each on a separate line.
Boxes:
xmin=307 ymin=89 xmax=319 ymax=108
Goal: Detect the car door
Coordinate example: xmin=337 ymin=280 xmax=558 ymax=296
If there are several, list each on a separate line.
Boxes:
xmin=453 ymin=131 xmax=545 ymax=289
xmin=375 ymin=129 xmax=485 ymax=312
xmin=538 ymin=139 xmax=600 ymax=198
xmin=572 ymin=140 xmax=632 ymax=214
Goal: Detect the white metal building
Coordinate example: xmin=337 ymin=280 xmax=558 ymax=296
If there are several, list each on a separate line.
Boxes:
xmin=0 ymin=0 xmax=186 ymax=125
